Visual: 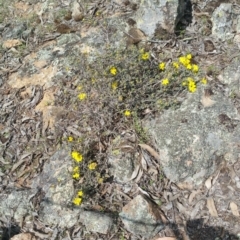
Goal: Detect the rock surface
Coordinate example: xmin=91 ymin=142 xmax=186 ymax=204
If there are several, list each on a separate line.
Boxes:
xmin=211 ymin=3 xmax=234 ymax=40
xmin=31 ymin=148 xmax=81 ymax=228
xmin=134 ymin=0 xmax=187 ymax=37
xmin=0 ymin=190 xmax=32 ymax=224
xmin=144 ymin=86 xmax=240 ymax=185
xmin=120 ymin=194 xmax=164 ymax=238
xmin=79 ymin=211 xmax=114 ymax=234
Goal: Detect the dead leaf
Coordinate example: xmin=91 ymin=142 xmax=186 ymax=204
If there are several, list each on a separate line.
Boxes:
xmin=201 ymin=95 xmax=216 ymax=107
xmin=205 ymin=176 xmax=212 ymax=189
xmin=130 ymin=164 xmax=140 ymax=180
xmin=207 ymin=197 xmax=218 ymax=217
xmin=148 ymin=166 xmax=158 ymax=175
xmin=138 ymin=144 xmax=160 ymax=161
xmin=153 ymin=238 xmax=176 ymax=240
xmin=212 ymin=170 xmax=220 ymax=186
xmin=10 ymin=233 xmax=37 ymax=240
xmin=190 ymin=199 xmax=205 ymax=219
xmin=134 ymin=168 xmax=143 ymax=183
xmin=126 ymin=28 xmax=146 ymax=44
xmin=176 ymin=182 xmax=194 ymax=190
xmin=188 ymin=189 xmax=201 ymax=204
xmin=3 ymin=39 xmax=22 ymax=49
xmin=140 ymin=152 xmax=148 ymax=171
xmin=230 ymin=202 xmax=239 ymax=216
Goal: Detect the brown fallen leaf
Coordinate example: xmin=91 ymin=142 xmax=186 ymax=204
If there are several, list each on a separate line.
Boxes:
xmin=230 ymin=202 xmax=239 ymax=216
xmin=138 ymin=143 xmax=160 ymax=161
xmin=140 ymin=152 xmax=148 ymax=171
xmin=130 ymin=164 xmax=140 ymax=180
xmin=10 ymin=233 xmax=37 ymax=240
xmin=189 ymin=189 xmax=201 ymax=204
xmin=207 ymin=197 xmax=218 ymax=217
xmin=153 ymin=237 xmax=176 ymax=240
xmin=201 ymin=95 xmax=216 ymax=107
xmin=3 ymin=39 xmax=22 ymax=49
xmin=205 ymin=176 xmax=212 ymax=189
xmin=126 ymin=28 xmax=146 ymax=44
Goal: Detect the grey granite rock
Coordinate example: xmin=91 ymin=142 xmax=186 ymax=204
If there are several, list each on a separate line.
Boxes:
xmin=134 ymin=0 xmax=186 ymax=37
xmin=211 ymin=3 xmax=234 ymax=41
xmin=143 ymin=86 xmax=240 ymax=186
xmin=120 ymin=194 xmax=164 ymax=238
xmin=79 ymin=211 xmax=114 ymax=234
xmin=31 ymin=148 xmax=81 ymax=228
xmin=0 ymin=190 xmax=32 ymax=224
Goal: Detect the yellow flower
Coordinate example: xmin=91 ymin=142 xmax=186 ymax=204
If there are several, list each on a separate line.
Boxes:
xmin=124 ymin=110 xmax=131 ymax=117
xmin=118 ymin=95 xmax=123 ymax=102
xmin=72 ymin=172 xmax=80 ymax=180
xmin=182 ymin=80 xmax=187 ymax=86
xmin=98 ymin=178 xmax=104 ymax=184
xmin=187 ymin=77 xmax=194 ymax=82
xmin=201 ymin=77 xmax=207 ymax=84
xmin=77 ymin=190 xmax=84 ymax=197
xmin=78 ymin=93 xmax=87 ymax=100
xmin=68 ymin=136 xmax=74 ymax=142
xmin=188 ymin=80 xmax=197 ymax=93
xmin=172 ymin=62 xmax=179 ymax=69
xmin=162 ymin=78 xmax=169 ymax=86
xmin=71 ymin=151 xmax=83 ymax=162
xmin=110 ymin=66 xmax=117 ymax=75
xmin=141 ymin=52 xmax=150 ymax=60
xmin=192 ymin=64 xmax=199 ymax=73
xmin=88 ymin=162 xmax=97 ymax=170
xmin=73 ymin=166 xmax=79 ymax=172
xmin=179 ymin=56 xmax=190 ymax=67
xmin=77 ymin=85 xmax=83 ymax=90
xmin=73 ymin=197 xmax=82 ymax=205
xmin=186 ymin=54 xmax=192 ymax=60
xmin=159 ymin=62 xmax=165 ymax=71
xmin=186 ymin=64 xmax=192 ymax=70
xmin=111 ymin=81 xmax=118 ymax=90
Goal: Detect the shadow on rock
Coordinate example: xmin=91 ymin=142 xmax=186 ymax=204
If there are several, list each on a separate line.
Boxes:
xmin=0 ymin=224 xmax=20 ymax=240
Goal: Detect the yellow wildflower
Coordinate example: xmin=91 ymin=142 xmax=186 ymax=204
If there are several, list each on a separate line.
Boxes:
xmin=72 ymin=172 xmax=80 ymax=180
xmin=110 ymin=66 xmax=117 ymax=75
xmin=77 ymin=85 xmax=83 ymax=91
xmin=192 ymin=64 xmax=199 ymax=73
xmin=78 ymin=93 xmax=87 ymax=100
xmin=68 ymin=136 xmax=74 ymax=142
xmin=141 ymin=52 xmax=150 ymax=60
xmin=88 ymin=162 xmax=97 ymax=170
xmin=179 ymin=56 xmax=190 ymax=67
xmin=186 ymin=64 xmax=192 ymax=70
xmin=111 ymin=81 xmax=118 ymax=90
xmin=71 ymin=151 xmax=83 ymax=162
xmin=188 ymin=79 xmax=197 ymax=93
xmin=201 ymin=77 xmax=207 ymax=84
xmin=124 ymin=110 xmax=131 ymax=117
xmin=182 ymin=80 xmax=187 ymax=86
xmin=162 ymin=78 xmax=169 ymax=86
xmin=73 ymin=166 xmax=79 ymax=172
xmin=98 ymin=178 xmax=104 ymax=184
xmin=73 ymin=197 xmax=82 ymax=206
xmin=186 ymin=54 xmax=192 ymax=60
xmin=172 ymin=62 xmax=179 ymax=69
xmin=77 ymin=190 xmax=84 ymax=197
xmin=159 ymin=62 xmax=165 ymax=71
